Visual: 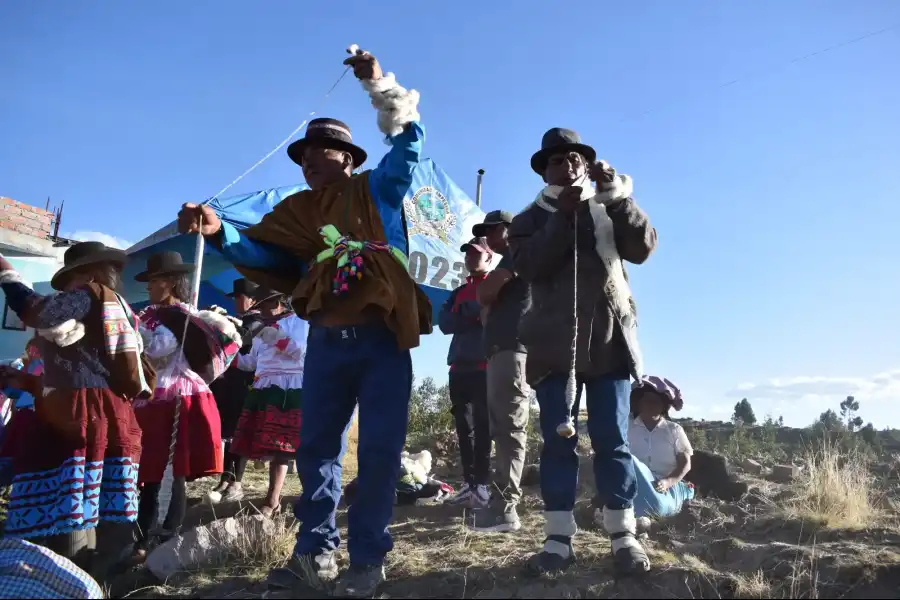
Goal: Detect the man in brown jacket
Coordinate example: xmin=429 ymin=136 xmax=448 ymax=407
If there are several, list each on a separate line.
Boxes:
xmin=508 ymin=128 xmax=657 ymax=577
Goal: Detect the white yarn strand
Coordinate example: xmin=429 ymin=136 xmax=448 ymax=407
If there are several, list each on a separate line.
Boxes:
xmin=557 ymin=210 xmax=579 ymax=438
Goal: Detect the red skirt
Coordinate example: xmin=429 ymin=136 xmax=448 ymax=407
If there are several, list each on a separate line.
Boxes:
xmin=231 ymin=385 xmax=301 ymax=460
xmin=134 ymin=389 xmax=223 ymax=484
xmin=2 ymin=388 xmax=142 ymax=538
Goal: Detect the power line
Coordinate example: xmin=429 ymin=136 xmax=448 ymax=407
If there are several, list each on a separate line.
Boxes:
xmin=618 ymin=22 xmax=900 ymax=125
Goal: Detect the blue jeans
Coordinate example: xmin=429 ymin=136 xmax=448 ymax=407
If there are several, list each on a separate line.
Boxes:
xmin=536 ymin=373 xmax=636 ymax=512
xmin=293 ymin=324 xmax=412 ymax=566
xmin=632 ymin=457 xmax=694 ymax=518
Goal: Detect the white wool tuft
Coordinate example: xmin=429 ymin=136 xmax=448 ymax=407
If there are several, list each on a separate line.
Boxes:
xmin=360 ymin=73 xmax=421 ymax=139
xmin=37 ymin=319 xmax=86 ymax=347
xmin=257 ymin=326 xmax=284 ymax=345
xmin=0 ymin=269 xmax=31 ymax=288
xmin=400 ymin=450 xmax=432 ymax=485
xmin=197 ymin=309 xmax=243 ymax=346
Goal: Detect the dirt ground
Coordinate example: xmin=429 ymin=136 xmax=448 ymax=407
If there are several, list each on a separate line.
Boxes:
xmin=106 ymin=438 xmax=900 ymax=600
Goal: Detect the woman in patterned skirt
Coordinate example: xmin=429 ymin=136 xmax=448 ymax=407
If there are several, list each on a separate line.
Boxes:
xmin=232 ymin=287 xmax=307 ymax=516
xmin=131 ymin=251 xmax=240 ymax=561
xmin=0 ymin=242 xmax=149 ymax=569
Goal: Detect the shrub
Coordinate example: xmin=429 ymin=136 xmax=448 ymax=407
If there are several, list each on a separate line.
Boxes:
xmin=785 ymin=437 xmax=876 ymax=529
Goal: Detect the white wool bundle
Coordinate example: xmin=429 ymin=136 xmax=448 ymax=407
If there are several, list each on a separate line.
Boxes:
xmin=37 ymin=319 xmax=86 ymax=348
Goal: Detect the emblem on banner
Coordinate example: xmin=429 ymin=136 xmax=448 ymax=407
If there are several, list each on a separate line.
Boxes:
xmin=405 ymin=186 xmax=457 ymax=243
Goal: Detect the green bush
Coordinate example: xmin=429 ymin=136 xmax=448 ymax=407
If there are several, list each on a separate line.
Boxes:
xmin=407 ymin=376 xmax=454 ymax=442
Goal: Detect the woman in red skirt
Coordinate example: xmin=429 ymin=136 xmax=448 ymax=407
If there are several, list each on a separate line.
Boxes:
xmin=0 ymin=243 xmax=149 ymax=569
xmin=131 ymin=251 xmax=241 ymax=560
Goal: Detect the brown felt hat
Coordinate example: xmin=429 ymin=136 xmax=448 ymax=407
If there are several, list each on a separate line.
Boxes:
xmin=134 ymin=251 xmax=195 ymax=283
xmin=50 ymin=241 xmax=128 ymax=291
xmin=286 ymin=118 xmax=368 ymax=168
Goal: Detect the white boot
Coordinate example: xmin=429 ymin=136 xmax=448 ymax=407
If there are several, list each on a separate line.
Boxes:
xmin=603 ymin=507 xmax=650 ymax=575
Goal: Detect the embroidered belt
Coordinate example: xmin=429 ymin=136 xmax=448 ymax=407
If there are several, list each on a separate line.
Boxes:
xmin=312 ymin=224 xmax=408 ymax=296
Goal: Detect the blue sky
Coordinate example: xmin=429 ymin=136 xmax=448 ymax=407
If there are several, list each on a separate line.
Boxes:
xmin=2 ymin=1 xmax=899 ymax=428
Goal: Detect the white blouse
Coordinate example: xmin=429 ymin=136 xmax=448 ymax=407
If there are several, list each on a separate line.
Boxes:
xmin=237 ymin=313 xmax=308 ymax=390
xmin=628 ymin=417 xmax=693 ymax=480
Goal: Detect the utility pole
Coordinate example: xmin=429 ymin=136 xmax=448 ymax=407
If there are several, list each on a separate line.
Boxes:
xmin=475 ymin=169 xmax=485 ymax=207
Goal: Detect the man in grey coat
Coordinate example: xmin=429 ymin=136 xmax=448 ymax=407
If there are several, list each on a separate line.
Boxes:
xmin=509 ymin=128 xmax=657 ymax=576
xmin=468 ymin=210 xmax=532 ymax=533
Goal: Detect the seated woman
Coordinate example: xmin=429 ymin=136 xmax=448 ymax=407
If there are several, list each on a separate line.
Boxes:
xmin=627 ymin=376 xmax=695 ymax=521
xmin=131 ymin=251 xmax=241 ymax=561
xmin=0 ymin=243 xmax=150 ymax=569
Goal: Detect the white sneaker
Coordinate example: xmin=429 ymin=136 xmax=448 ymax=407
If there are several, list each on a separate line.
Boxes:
xmin=446 ymin=483 xmax=473 ymax=505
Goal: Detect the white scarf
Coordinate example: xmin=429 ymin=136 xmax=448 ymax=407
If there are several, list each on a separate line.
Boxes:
xmin=531 ymin=163 xmax=643 ymax=379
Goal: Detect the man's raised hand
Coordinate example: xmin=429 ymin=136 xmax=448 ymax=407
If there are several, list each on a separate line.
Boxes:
xmin=343 ymin=50 xmax=383 ymax=81
xmin=177 ymin=203 xmax=222 ymax=236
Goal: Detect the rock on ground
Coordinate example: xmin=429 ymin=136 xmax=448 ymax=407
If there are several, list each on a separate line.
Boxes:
xmin=146 ymin=515 xmax=276 ymax=580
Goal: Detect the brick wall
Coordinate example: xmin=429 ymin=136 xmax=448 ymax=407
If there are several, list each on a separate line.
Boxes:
xmin=0 ymin=197 xmax=54 ymax=239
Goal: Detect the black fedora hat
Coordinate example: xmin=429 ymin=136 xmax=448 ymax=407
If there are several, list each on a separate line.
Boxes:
xmin=248 ymin=285 xmax=286 ymax=310
xmin=286 ymin=118 xmax=368 ymax=168
xmin=226 ymin=278 xmax=259 ymax=298
xmin=530 ymin=127 xmax=597 ymax=175
xmin=50 ymin=241 xmax=128 ymax=291
xmin=134 ymin=251 xmax=195 ymax=283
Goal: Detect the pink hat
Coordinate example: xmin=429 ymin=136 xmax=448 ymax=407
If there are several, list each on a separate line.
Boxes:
xmin=632 ymin=375 xmax=683 ymax=411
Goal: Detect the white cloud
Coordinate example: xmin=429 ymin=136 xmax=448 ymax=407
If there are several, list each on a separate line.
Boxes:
xmin=66 ymin=230 xmax=134 ymax=250
xmin=726 ymin=368 xmax=900 ymax=429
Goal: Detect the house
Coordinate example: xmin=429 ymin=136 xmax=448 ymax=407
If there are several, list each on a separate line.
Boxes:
xmin=0 ymin=196 xmax=77 ymax=360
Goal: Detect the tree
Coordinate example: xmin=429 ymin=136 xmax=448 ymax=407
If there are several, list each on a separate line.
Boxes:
xmin=860 ymin=422 xmax=879 ymax=447
xmin=732 ymin=398 xmax=757 ymax=426
xmin=813 ymin=408 xmax=844 ymax=433
xmin=839 ymin=395 xmax=863 ymax=432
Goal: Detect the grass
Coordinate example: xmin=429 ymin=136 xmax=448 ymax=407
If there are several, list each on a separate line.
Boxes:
xmin=785 ymin=437 xmax=877 ymax=529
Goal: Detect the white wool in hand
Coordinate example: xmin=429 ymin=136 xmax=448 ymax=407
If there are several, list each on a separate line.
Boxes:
xmin=197 ymin=309 xmax=243 ymax=346
xmin=0 ymin=270 xmax=32 ymax=288
xmin=360 ymin=73 xmax=420 ymax=139
xmin=37 ymin=319 xmax=86 ymax=347
xmin=257 ymin=326 xmax=285 ymax=345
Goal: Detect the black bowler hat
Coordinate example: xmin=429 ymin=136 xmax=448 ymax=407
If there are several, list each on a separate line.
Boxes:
xmin=530 ymin=127 xmax=597 ymax=175
xmin=248 ymin=285 xmax=286 ymax=311
xmin=134 ymin=251 xmax=195 ymax=283
xmin=286 ymin=118 xmax=368 ymax=168
xmin=50 ymin=241 xmax=128 ymax=291
xmin=226 ymin=278 xmax=259 ymax=298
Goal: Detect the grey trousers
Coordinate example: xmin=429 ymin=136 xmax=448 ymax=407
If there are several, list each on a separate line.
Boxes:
xmin=486 ymin=350 xmax=531 ymax=504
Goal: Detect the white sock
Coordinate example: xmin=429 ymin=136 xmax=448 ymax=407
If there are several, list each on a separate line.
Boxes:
xmin=603 ymin=507 xmax=644 ymax=553
xmin=543 ymin=511 xmax=577 ymax=558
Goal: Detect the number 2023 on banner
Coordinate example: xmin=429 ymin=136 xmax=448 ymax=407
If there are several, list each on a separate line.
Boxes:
xmin=408 ymin=251 xmax=466 ymax=290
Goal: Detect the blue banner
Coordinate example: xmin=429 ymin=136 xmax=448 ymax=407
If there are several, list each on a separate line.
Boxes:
xmin=403 ymin=159 xmax=486 ymax=293
xmin=123 ymin=161 xmax=487 ymax=321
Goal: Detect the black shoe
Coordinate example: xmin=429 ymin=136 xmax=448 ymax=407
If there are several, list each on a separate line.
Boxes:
xmin=334 ymin=564 xmax=386 ymax=598
xmin=611 ymin=533 xmax=651 ymax=576
xmin=524 ymin=548 xmax=576 ymax=577
xmin=267 ymin=551 xmax=339 ymax=591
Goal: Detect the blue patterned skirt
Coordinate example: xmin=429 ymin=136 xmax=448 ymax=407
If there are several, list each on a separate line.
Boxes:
xmin=2 ymin=388 xmax=142 ymax=539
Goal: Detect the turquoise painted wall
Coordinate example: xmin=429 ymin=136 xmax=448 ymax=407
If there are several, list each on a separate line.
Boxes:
xmin=0 ymin=255 xmax=60 ymax=360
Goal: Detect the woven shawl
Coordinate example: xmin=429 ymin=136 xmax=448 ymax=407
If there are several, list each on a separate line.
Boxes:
xmin=231 ymin=172 xmax=433 ymax=350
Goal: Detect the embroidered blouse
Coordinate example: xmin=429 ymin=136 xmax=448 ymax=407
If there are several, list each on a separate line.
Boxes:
xmin=135 ymin=302 xmax=210 ymax=405
xmin=237 ymin=313 xmax=307 ymax=390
